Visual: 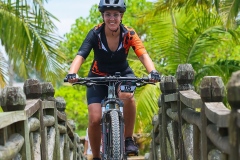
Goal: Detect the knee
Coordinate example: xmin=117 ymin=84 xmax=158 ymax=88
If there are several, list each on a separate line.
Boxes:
xmin=89 ymin=116 xmax=101 ymax=127
xmin=120 ymin=93 xmax=135 ymax=106
xmin=119 ymin=92 xmax=135 ymax=101
xmin=126 ymin=97 xmax=135 ymax=105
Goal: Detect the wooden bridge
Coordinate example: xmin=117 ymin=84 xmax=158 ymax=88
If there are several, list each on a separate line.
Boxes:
xmin=0 ymin=63 xmax=239 ymax=160
xmin=145 ymin=64 xmax=240 ymax=160
xmin=0 ymin=79 xmax=85 ymax=160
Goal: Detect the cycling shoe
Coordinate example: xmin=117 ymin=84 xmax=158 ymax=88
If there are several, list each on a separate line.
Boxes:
xmin=125 ymin=137 xmax=139 ymax=156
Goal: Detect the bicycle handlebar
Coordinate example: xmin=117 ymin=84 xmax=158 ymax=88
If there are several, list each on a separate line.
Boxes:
xmin=64 ymin=76 xmax=159 ymax=87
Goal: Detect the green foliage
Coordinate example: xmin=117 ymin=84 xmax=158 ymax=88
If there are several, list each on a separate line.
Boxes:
xmin=0 ymin=0 xmax=66 ymax=87
xmin=146 ymin=1 xmax=240 ymax=91
xmin=195 ymin=59 xmax=240 ymax=88
xmin=55 ymin=85 xmax=88 ymax=135
xmin=0 ymin=51 xmax=8 ymax=87
xmin=134 ymin=83 xmax=160 ymax=133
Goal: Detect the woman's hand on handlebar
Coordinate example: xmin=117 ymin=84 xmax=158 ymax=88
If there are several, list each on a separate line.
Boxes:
xmin=65 ymin=73 xmax=79 ymax=83
xmin=148 ymin=70 xmax=161 ymax=82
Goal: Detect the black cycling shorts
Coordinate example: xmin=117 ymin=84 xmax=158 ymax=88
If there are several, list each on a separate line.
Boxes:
xmin=87 ymin=67 xmax=135 ymax=105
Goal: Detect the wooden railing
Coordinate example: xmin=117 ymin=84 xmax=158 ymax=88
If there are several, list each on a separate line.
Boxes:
xmin=145 ymin=64 xmax=240 ymax=160
xmin=0 ymin=79 xmax=85 ymax=160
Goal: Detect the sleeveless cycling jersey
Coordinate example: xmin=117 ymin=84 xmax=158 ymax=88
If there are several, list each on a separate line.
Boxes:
xmin=77 ymin=23 xmax=147 ymax=76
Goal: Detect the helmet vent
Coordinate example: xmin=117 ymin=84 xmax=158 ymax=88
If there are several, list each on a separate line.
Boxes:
xmin=114 ymin=0 xmax=119 ymax=4
xmin=99 ymin=0 xmax=126 ymax=12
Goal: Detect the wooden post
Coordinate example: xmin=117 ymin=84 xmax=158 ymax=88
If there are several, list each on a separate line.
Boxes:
xmin=1 ymin=87 xmax=26 ymax=112
xmin=1 ymin=86 xmax=30 ymax=159
xmin=226 ymin=71 xmax=240 ymax=160
xmin=23 ymin=79 xmax=41 ymax=99
xmin=68 ymin=119 xmax=76 ymax=159
xmin=199 ymin=76 xmax=225 ymax=160
xmin=193 ymin=124 xmax=200 ymax=160
xmin=41 ymin=82 xmax=55 ymax=101
xmin=0 ymin=128 xmax=7 ymax=146
xmin=64 ymin=134 xmax=70 ymax=160
xmin=24 ymin=79 xmax=43 ymax=160
xmin=160 ymin=75 xmax=177 ymax=159
xmin=73 ymin=133 xmax=80 ymax=160
xmin=151 ymin=114 xmax=159 ymax=159
xmin=54 ymin=96 xmax=66 ymax=159
xmin=56 ymin=95 xmax=67 ymax=159
xmin=55 ymin=96 xmax=66 ymax=113
xmin=176 ymin=64 xmax=195 ymax=160
xmin=41 ymin=82 xmax=55 ymax=160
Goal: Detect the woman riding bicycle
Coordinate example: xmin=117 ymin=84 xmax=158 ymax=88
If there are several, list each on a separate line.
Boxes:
xmin=66 ymin=0 xmax=160 ymax=159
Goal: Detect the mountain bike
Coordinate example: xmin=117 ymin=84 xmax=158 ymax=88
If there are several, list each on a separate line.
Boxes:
xmin=64 ymin=72 xmax=157 ymax=160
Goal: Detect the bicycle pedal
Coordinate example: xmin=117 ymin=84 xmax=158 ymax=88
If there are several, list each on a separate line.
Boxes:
xmin=126 ymin=152 xmax=138 ymax=156
xmin=127 ymin=153 xmax=136 ymax=156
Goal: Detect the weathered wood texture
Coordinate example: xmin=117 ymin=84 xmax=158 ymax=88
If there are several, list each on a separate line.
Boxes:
xmin=146 ymin=64 xmax=240 ymax=160
xmin=0 ymin=79 xmax=85 ymax=160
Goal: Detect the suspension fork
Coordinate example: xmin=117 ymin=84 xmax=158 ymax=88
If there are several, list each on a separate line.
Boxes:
xmin=119 ymin=110 xmax=125 ymax=156
xmin=101 ymin=111 xmax=110 ymax=159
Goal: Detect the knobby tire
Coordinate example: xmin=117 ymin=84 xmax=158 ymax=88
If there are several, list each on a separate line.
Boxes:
xmin=109 ymin=110 xmax=121 ymax=160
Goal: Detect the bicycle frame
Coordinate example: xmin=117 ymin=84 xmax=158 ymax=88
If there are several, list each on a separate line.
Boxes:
xmin=101 ymin=80 xmax=125 ymax=160
xmin=64 ymin=74 xmax=156 ymax=160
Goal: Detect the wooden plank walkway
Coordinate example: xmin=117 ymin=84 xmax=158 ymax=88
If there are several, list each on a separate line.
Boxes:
xmin=128 ymin=156 xmax=145 ymax=160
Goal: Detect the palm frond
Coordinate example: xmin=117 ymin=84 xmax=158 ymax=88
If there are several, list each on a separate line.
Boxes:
xmin=153 ymin=0 xmax=240 ymax=29
xmin=148 ymin=6 xmax=240 ymax=77
xmin=134 ymin=83 xmax=160 ymax=133
xmin=153 ymin=0 xmax=213 ymax=16
xmin=0 ymin=0 xmax=66 ymax=85
xmin=194 ymin=59 xmax=240 ymax=90
xmin=0 ymin=51 xmax=8 ymax=88
xmin=219 ymin=0 xmax=240 ymax=29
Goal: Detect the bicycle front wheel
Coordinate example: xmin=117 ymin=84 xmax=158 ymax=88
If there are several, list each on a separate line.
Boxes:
xmin=109 ymin=110 xmax=121 ymax=159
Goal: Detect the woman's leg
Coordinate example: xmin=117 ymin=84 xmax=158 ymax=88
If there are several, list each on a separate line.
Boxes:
xmin=119 ymin=92 xmax=136 ymax=137
xmin=88 ymin=103 xmax=102 ymax=158
xmin=118 ymin=91 xmax=138 ymax=154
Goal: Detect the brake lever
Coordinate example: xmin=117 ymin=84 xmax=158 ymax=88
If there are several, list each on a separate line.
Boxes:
xmin=86 ymin=83 xmax=94 ymax=87
xmin=136 ymin=81 xmax=155 ymax=87
xmin=72 ymin=81 xmax=87 ymax=86
xmin=136 ymin=83 xmax=141 ymax=87
xmin=136 ymin=82 xmax=147 ymax=87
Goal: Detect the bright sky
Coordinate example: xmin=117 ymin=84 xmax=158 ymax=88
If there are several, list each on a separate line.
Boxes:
xmin=45 ymin=0 xmax=156 ymax=37
xmin=45 ymin=0 xmax=98 ymax=36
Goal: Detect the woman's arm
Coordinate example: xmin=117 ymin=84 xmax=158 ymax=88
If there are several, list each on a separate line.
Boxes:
xmin=138 ymin=53 xmax=156 ymax=73
xmin=68 ymin=55 xmax=85 ymax=74
xmin=138 ymin=53 xmax=161 ymax=82
xmin=67 ymin=55 xmax=85 ymax=83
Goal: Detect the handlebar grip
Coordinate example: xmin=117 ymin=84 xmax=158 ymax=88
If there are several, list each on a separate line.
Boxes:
xmin=63 ymin=78 xmax=86 ymax=82
xmin=142 ymin=77 xmax=150 ymax=81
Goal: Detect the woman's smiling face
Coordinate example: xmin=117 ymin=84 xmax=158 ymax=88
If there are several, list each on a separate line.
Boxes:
xmin=103 ymin=10 xmax=123 ymax=31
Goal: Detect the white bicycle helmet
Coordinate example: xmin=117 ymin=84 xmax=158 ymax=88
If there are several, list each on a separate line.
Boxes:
xmin=98 ymin=0 xmax=126 ymax=13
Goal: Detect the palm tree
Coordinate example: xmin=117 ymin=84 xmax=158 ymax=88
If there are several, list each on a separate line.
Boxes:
xmin=0 ymin=50 xmax=8 ymax=87
xmin=216 ymin=0 xmax=240 ymax=29
xmin=152 ymin=0 xmax=240 ymax=29
xmin=0 ymin=0 xmax=66 ymax=87
xmin=146 ymin=0 xmax=240 ymax=89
